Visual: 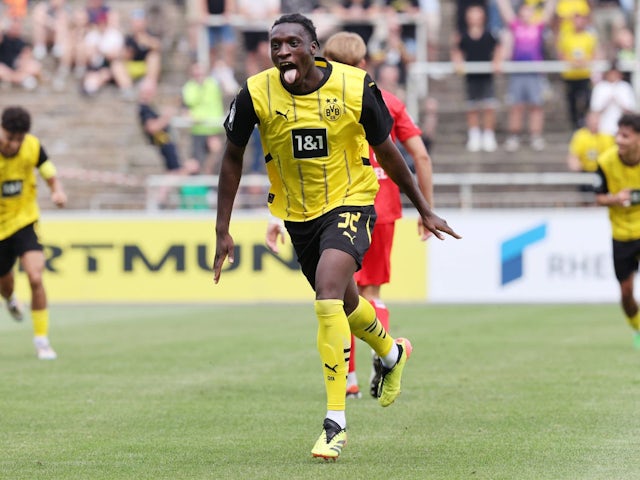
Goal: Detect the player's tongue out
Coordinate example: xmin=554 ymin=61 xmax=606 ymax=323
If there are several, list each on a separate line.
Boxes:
xmin=283 ymin=68 xmax=298 ymax=84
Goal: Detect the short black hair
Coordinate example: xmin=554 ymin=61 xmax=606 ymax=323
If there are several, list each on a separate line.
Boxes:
xmin=2 ymin=106 xmax=31 ymax=133
xmin=618 ymin=113 xmax=640 ymax=133
xmin=272 ymin=13 xmax=319 ymax=45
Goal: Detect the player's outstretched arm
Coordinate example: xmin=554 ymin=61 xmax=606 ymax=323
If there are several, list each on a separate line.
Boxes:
xmin=214 ymin=140 xmax=246 ymax=283
xmin=373 ymin=137 xmax=461 ymax=241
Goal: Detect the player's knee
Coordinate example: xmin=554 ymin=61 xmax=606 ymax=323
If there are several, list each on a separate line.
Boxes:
xmin=26 ymin=271 xmax=44 ymax=289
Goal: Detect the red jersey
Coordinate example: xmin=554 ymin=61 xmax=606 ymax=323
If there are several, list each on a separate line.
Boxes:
xmin=371 ymin=89 xmax=422 ymax=224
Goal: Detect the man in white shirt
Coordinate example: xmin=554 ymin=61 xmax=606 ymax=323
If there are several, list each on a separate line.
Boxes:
xmin=590 ymin=61 xmax=636 ymax=136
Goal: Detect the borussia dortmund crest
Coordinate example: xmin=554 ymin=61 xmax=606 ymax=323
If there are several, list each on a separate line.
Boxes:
xmin=324 ymin=97 xmax=341 ymax=121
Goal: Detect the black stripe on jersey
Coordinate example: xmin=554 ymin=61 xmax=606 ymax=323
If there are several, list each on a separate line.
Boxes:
xmin=265 ymin=153 xmax=273 ymax=163
xmin=362 ymin=157 xmax=371 ymax=166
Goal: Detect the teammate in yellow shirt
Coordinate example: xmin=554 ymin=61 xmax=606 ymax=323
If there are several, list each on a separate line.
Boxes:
xmin=594 ymin=113 xmax=640 ymax=347
xmin=0 ymin=106 xmax=66 ymax=360
xmin=213 ymin=14 xmax=460 ymax=460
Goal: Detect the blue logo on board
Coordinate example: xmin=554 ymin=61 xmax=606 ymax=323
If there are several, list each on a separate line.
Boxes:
xmin=500 ymin=224 xmax=547 ymax=285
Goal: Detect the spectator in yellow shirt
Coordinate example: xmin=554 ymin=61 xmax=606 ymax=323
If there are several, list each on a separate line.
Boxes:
xmin=556 ymin=12 xmax=601 ymax=129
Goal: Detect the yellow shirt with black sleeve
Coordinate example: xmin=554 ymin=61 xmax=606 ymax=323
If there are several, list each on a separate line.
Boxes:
xmin=595 ymin=146 xmax=640 ymax=241
xmin=224 ymin=58 xmax=392 ymax=221
xmin=0 ymin=134 xmax=51 ymax=240
xmin=569 ymin=128 xmax=615 ymax=172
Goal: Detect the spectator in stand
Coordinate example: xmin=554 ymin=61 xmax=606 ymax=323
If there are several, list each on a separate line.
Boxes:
xmin=138 ymin=81 xmax=199 ymax=207
xmin=451 ymin=3 xmax=502 ymax=152
xmin=455 ymin=0 xmax=485 ymax=34
xmin=77 ymin=9 xmax=133 ymax=99
xmin=613 ymin=26 xmax=634 ymax=82
xmin=456 ymin=0 xmax=502 ymax=36
xmin=332 ymin=0 xmax=379 ymax=47
xmin=553 ymin=0 xmax=590 ymax=36
xmin=421 ymin=96 xmax=439 ymax=152
xmin=618 ymin=0 xmax=633 ymax=25
xmin=590 ymin=60 xmax=636 ymax=137
xmin=382 ymin=0 xmax=421 ymax=64
xmin=567 ymin=109 xmax=615 ymax=173
xmin=122 ymin=8 xmax=162 ymax=91
xmin=236 ymin=0 xmax=280 ymax=77
xmin=376 ymin=62 xmax=404 ymax=98
xmin=85 ymin=0 xmax=111 ymax=25
xmin=419 ymin=0 xmax=442 ymax=63
xmin=181 ymin=61 xmax=225 ymax=174
xmin=591 ymin=0 xmax=627 ymax=59
xmin=369 ymin=17 xmax=414 ymax=85
xmin=197 ymin=0 xmax=239 ymax=96
xmin=280 ymin=0 xmax=322 ymax=16
xmin=281 ymin=0 xmax=333 ymax=41
xmin=556 ymin=12 xmax=601 ymax=130
xmin=0 ymin=16 xmax=42 ymax=90
xmin=495 ymin=0 xmax=557 ymax=152
xmin=31 ymin=0 xmax=74 ymax=90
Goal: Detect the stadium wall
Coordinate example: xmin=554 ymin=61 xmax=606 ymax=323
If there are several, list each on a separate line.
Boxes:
xmin=14 ymin=209 xmax=619 ymax=304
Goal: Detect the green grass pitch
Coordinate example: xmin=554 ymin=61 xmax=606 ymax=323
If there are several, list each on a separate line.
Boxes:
xmin=1 ymin=303 xmax=640 ymax=480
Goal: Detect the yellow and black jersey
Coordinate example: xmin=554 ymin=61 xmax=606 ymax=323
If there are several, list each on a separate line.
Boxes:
xmin=595 ymin=145 xmax=640 ymax=241
xmin=224 ymin=57 xmax=392 ymax=221
xmin=0 ymin=134 xmax=48 ymax=240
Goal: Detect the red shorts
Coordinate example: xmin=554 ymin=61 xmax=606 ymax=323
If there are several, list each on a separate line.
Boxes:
xmin=354 ymin=222 xmax=395 ymax=287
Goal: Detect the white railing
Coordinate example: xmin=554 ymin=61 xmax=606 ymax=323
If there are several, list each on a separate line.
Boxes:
xmin=144 ymin=171 xmax=599 ymax=211
xmin=406 ymin=59 xmax=640 ymax=121
xmin=407 ymin=4 xmax=640 ymax=121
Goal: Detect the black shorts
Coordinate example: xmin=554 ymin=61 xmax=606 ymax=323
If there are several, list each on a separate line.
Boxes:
xmin=612 ymin=238 xmax=640 ymax=282
xmin=465 ymin=75 xmax=495 ymax=102
xmin=285 ymin=205 xmax=377 ymax=290
xmin=160 ymin=143 xmax=181 ymax=171
xmin=0 ymin=223 xmax=43 ymax=276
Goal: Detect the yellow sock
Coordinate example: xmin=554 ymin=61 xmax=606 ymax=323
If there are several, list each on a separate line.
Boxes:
xmin=627 ymin=312 xmax=640 ymax=331
xmin=347 ymin=296 xmax=394 ymax=358
xmin=32 ymin=309 xmax=49 ymax=337
xmin=315 ymin=299 xmax=350 ymax=411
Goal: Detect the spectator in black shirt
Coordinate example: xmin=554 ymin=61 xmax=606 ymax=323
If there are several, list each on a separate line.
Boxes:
xmin=0 ymin=16 xmax=42 ymax=90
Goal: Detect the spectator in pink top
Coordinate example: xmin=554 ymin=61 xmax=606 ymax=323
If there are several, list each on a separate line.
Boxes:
xmin=495 ymin=0 xmax=556 ymax=152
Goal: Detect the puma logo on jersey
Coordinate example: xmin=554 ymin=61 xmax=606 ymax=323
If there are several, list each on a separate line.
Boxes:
xmin=275 ymin=109 xmax=289 ymax=121
xmin=324 ymin=363 xmax=338 ymax=373
xmin=342 ymin=231 xmax=356 ymax=245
